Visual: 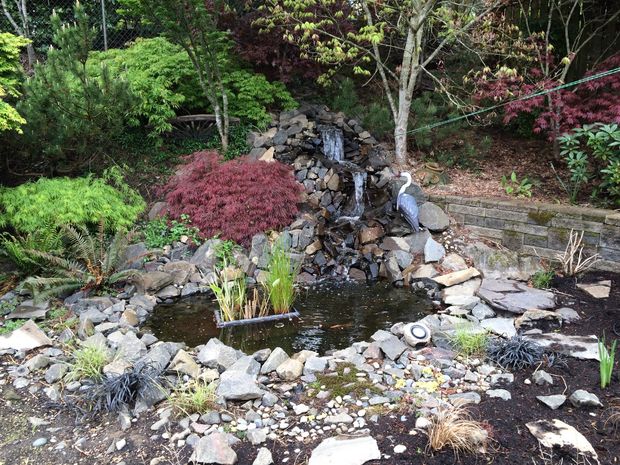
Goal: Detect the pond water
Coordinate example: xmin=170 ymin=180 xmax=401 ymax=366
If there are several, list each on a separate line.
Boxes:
xmin=144 ymin=281 xmax=432 ymax=354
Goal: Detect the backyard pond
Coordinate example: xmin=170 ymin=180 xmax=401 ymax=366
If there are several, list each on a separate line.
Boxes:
xmin=144 ymin=281 xmax=432 ymax=354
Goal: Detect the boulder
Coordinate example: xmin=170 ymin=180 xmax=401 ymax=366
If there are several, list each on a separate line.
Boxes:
xmin=418 ymin=202 xmax=450 ymax=232
xmin=464 ymin=242 xmax=542 ymax=281
xmin=260 ymin=347 xmax=289 ymax=374
xmin=133 ymin=271 xmax=174 ymax=294
xmin=441 ymin=253 xmax=468 ymax=272
xmin=191 ymin=432 xmax=237 ymax=464
xmin=190 ymin=239 xmax=220 ymax=271
xmin=216 ymin=370 xmax=264 ymax=401
xmin=197 ymin=339 xmax=240 ymax=371
xmin=424 ymin=238 xmax=445 ymax=263
xmin=168 ymin=349 xmax=201 ymax=378
xmin=477 ymin=279 xmax=555 ymax=314
xmin=480 ymin=318 xmax=516 ymax=338
xmin=276 ymin=358 xmax=304 ymax=381
xmin=0 ymin=320 xmax=52 ymax=352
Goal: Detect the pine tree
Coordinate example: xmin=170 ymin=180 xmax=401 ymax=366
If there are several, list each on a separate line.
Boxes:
xmin=18 ymin=2 xmax=134 ymax=173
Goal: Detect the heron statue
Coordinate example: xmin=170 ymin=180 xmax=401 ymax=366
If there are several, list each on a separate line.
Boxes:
xmin=396 ymin=172 xmax=420 ymax=232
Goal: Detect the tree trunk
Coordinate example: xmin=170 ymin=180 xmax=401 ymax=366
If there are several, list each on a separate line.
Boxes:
xmin=394 ymin=92 xmax=412 ymax=165
xmin=25 ymin=42 xmax=35 ymax=72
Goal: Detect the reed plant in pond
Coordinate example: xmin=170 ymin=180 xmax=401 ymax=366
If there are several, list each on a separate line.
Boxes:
xmin=599 ymin=335 xmax=617 ymax=389
xmin=264 ymin=243 xmax=299 ymax=314
xmin=209 ymin=257 xmax=246 ymax=322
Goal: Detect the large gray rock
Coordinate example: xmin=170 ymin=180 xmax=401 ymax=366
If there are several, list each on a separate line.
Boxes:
xmin=276 ymin=358 xmax=303 ymax=381
xmin=132 ymin=271 xmax=174 ymax=294
xmin=480 ymin=318 xmax=516 ymax=338
xmin=308 ymin=436 xmax=381 ymax=465
xmin=6 ymin=300 xmax=49 ymax=320
xmin=191 ymin=432 xmax=237 ymax=464
xmin=252 ymin=447 xmax=273 ymax=465
xmin=114 ymin=331 xmax=148 ymax=364
xmin=260 ymin=347 xmax=289 ymax=374
xmin=477 ymin=279 xmax=555 ymax=314
xmin=228 ymin=355 xmax=261 ymax=376
xmin=216 ymin=370 xmax=264 ymax=401
xmin=190 ymin=239 xmax=220 ymax=271
xmin=378 ymin=335 xmax=407 ymax=360
xmin=121 ymin=242 xmax=149 ymax=270
xmin=418 ymin=202 xmax=450 ymax=232
xmin=198 ymin=339 xmax=240 ymax=371
xmin=424 ymin=238 xmax=445 ymax=263
xmin=168 ymin=349 xmax=201 ymax=378
xmin=464 ymin=242 xmax=542 ymax=281
xmin=162 ymin=260 xmax=196 ymax=285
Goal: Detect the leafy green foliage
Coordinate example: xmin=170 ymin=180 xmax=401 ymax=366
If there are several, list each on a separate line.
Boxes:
xmin=558 ymin=123 xmax=620 ymax=206
xmin=214 ymin=239 xmax=240 ymax=269
xmin=0 ymin=32 xmax=28 ymax=132
xmin=23 ymin=224 xmax=138 ymax=301
xmin=0 ymin=318 xmax=25 ymax=335
xmin=531 ymin=270 xmax=554 ymax=289
xmin=0 ymin=228 xmax=63 ymax=274
xmin=0 ymin=168 xmax=145 ymax=234
xmin=88 ymin=37 xmax=196 ymax=137
xmin=209 ymin=256 xmax=247 ymax=322
xmin=142 ymin=214 xmax=200 ymax=249
xmin=599 ymin=335 xmax=617 ymax=389
xmin=17 ymin=3 xmax=135 ymax=169
xmin=264 ymin=242 xmax=299 ymax=314
xmin=501 ymin=172 xmax=533 ymax=197
xmin=205 ymin=123 xmax=251 ymax=161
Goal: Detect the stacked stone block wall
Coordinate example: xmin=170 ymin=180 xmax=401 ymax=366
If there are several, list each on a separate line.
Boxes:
xmin=429 ymin=195 xmax=620 ymax=271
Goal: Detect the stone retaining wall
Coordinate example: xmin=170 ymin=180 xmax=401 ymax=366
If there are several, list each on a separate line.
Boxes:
xmin=429 ymin=194 xmax=620 ymax=271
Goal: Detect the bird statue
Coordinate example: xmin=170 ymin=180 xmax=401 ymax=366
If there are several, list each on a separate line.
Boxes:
xmin=396 ymin=171 xmax=420 ymax=232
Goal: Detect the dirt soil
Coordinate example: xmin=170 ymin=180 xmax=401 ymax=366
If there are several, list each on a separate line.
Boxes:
xmin=1 ymin=271 xmax=618 ymax=465
xmin=409 ymin=128 xmax=591 ymax=206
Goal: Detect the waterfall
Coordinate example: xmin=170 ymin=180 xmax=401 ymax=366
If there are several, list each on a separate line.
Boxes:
xmin=351 ymin=172 xmax=367 ymax=217
xmin=321 ymin=127 xmax=344 ymax=162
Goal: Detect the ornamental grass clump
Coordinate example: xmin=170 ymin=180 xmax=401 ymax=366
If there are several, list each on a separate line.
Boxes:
xmin=426 ymin=405 xmax=489 ymax=456
xmin=599 ymin=335 xmax=617 ymax=389
xmin=264 ymin=242 xmax=299 ymax=314
xmin=449 ymin=321 xmax=489 ymax=357
xmin=69 ymin=345 xmax=110 ymax=382
xmin=168 ymin=380 xmax=217 ymax=416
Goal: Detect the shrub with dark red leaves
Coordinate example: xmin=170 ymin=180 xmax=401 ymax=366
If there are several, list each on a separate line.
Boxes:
xmin=163 ymin=150 xmax=302 ymax=246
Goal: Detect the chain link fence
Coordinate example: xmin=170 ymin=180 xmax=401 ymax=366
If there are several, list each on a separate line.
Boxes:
xmin=1 ymin=0 xmax=157 ymax=55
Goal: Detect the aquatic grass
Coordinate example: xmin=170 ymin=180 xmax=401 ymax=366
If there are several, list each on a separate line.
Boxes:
xmin=242 ymin=287 xmax=269 ymax=320
xmin=69 ymin=345 xmax=110 ymax=381
xmin=449 ymin=321 xmax=489 ymax=357
xmin=209 ymin=257 xmax=246 ymax=321
xmin=168 ymin=380 xmax=217 ymax=415
xmin=265 ymin=242 xmax=299 ymax=314
xmin=599 ymin=335 xmax=617 ymax=389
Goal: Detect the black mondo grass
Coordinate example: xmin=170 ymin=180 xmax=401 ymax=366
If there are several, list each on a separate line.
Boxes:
xmin=79 ymin=364 xmax=162 ymax=417
xmin=487 ymin=335 xmax=545 ymax=370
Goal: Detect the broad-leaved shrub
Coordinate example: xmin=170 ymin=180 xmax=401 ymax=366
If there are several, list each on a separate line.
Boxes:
xmin=0 ymin=32 xmax=28 ymax=133
xmin=163 ymin=151 xmax=302 ymax=246
xmin=0 ymin=168 xmax=145 ymax=234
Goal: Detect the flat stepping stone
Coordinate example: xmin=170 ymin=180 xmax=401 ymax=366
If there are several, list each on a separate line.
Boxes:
xmin=480 ymin=317 xmax=516 ymax=338
xmin=433 ymin=268 xmax=480 ymax=287
xmin=577 ymin=280 xmax=611 ymax=299
xmin=308 ymin=436 xmax=381 ymax=465
xmin=524 ymin=333 xmax=599 ymax=360
xmin=477 ymin=279 xmax=555 ymax=314
xmin=526 ymin=419 xmax=598 ymax=464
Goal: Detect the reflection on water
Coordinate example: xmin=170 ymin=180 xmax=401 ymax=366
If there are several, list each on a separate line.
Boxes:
xmin=144 ymin=281 xmax=432 ymax=354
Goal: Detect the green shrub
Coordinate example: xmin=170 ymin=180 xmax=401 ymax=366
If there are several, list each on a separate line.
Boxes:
xmin=88 ymin=37 xmax=296 ymax=137
xmin=558 ymin=123 xmax=620 ymax=206
xmin=0 ymin=168 xmax=145 ymax=234
xmin=0 ymin=32 xmax=29 ymax=133
xmin=501 ymin=172 xmax=533 ymax=198
xmin=142 ymin=214 xmax=200 ymax=249
xmin=0 ymin=229 xmax=63 ymax=273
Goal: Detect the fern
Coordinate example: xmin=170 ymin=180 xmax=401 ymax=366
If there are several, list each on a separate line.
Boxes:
xmin=24 ymin=223 xmax=138 ymax=301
